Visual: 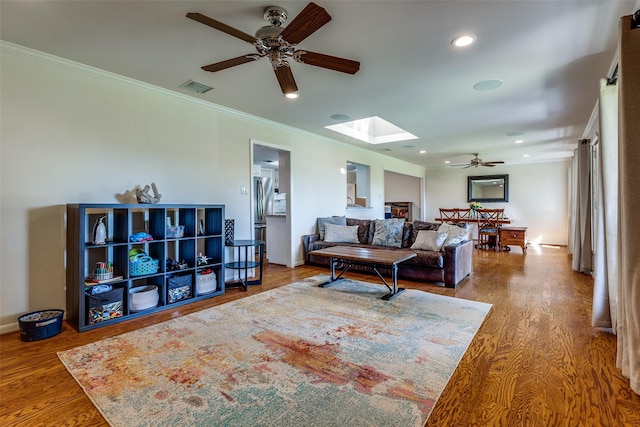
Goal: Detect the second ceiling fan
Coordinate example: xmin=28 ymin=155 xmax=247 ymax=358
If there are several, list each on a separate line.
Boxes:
xmin=452 ymin=153 xmax=505 ymax=168
xmin=186 ymin=2 xmax=360 ymax=97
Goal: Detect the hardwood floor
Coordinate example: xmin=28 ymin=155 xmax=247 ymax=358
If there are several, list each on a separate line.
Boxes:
xmin=1 ymin=246 xmax=639 ymax=426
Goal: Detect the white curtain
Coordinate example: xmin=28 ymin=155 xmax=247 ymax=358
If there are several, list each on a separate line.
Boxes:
xmin=617 ymin=13 xmax=640 ymax=395
xmin=592 ymin=79 xmax=619 ymax=329
xmin=570 ymin=140 xmax=592 ymax=273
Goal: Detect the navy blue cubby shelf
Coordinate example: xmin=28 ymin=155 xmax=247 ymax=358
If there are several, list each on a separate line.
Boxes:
xmin=66 ymin=203 xmax=225 ymax=332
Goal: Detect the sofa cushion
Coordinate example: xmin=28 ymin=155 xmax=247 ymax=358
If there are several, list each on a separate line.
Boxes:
xmin=324 ymin=224 xmax=360 ymax=243
xmin=404 ymin=248 xmax=444 ymax=269
xmin=371 ymin=218 xmax=405 ymax=248
xmin=410 ymin=220 xmax=441 ymax=246
xmin=346 ymin=218 xmax=372 ymax=244
xmin=413 ymin=220 xmax=442 ymax=231
xmin=401 ymin=222 xmax=413 ymax=248
xmin=438 ymin=223 xmax=470 ymax=246
xmin=317 ymin=216 xmax=346 ymax=240
xmin=411 ymin=230 xmax=449 ymax=251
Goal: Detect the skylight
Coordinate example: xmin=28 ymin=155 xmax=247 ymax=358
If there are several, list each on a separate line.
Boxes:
xmin=325 ymin=116 xmax=418 ymax=144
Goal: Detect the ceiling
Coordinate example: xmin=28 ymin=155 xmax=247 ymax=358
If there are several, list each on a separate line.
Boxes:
xmin=2 ymin=1 xmax=637 ymax=169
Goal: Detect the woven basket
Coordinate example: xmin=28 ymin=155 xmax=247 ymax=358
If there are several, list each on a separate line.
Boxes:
xmin=129 ymin=254 xmax=159 ymax=276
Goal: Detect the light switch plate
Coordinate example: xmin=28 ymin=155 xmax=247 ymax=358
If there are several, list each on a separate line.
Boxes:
xmin=241 ymin=185 xmax=248 ymax=195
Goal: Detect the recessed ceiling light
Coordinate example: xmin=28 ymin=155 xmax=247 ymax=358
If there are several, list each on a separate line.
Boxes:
xmin=452 ymin=34 xmax=476 ymax=47
xmin=285 ymin=92 xmax=299 ymax=99
xmin=419 ymin=150 xmax=427 ymax=154
xmin=523 ymin=154 xmax=530 ymax=158
xmin=473 ymin=79 xmax=503 ymax=91
xmin=514 ymin=139 xmax=524 ymax=144
xmin=330 ymin=113 xmax=350 ymax=121
xmin=444 ymin=160 xmax=450 ymax=164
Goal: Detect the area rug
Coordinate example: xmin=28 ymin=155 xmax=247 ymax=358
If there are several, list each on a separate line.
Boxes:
xmin=58 ymin=275 xmax=491 ymax=427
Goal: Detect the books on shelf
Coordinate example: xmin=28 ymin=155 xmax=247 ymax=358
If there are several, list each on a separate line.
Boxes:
xmin=85 ymin=276 xmax=124 ymax=286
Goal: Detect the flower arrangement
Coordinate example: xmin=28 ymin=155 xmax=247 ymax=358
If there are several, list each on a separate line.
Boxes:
xmin=469 ymin=201 xmax=483 ymax=210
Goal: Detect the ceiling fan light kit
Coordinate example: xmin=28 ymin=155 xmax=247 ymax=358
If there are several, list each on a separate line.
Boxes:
xmin=186 ymin=2 xmax=360 ymax=97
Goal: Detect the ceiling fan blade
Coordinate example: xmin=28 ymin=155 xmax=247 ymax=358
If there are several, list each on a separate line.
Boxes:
xmin=279 ymin=2 xmax=331 ymax=45
xmin=186 ymin=12 xmax=257 ymax=44
xmin=482 ymin=164 xmax=496 ymax=167
xmin=484 ymin=161 xmax=505 ymax=165
xmin=202 ymin=55 xmax=260 ymax=72
xmin=274 ymin=65 xmax=298 ymax=95
xmin=294 ymin=50 xmax=360 ymax=74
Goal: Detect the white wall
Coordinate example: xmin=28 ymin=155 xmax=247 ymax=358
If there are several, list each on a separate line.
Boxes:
xmin=0 ymin=43 xmax=425 ymax=332
xmin=425 ymin=162 xmax=570 ymax=246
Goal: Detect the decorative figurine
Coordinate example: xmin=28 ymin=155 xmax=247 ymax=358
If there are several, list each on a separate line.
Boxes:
xmin=136 ymin=182 xmax=162 ymax=204
xmin=93 ymin=216 xmax=107 ymax=245
xmin=197 ymin=252 xmax=210 ymax=266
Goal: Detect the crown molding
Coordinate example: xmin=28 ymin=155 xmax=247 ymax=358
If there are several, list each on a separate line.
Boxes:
xmin=1 ymin=41 xmax=412 ymax=167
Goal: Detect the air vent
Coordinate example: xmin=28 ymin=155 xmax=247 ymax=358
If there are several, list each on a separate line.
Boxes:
xmin=180 ymin=80 xmax=213 ymax=93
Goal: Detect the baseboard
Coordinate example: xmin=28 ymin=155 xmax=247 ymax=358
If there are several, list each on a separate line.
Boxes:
xmin=1 ymin=322 xmax=20 ymax=335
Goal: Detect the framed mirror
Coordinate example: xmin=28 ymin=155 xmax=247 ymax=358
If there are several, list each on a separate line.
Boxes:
xmin=468 ymin=174 xmax=509 ymax=203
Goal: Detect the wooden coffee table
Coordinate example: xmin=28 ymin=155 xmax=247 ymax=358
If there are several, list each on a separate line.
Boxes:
xmin=310 ymin=246 xmax=417 ymax=300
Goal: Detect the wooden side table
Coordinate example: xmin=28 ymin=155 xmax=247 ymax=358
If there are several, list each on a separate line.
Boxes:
xmin=224 ymin=240 xmax=265 ymax=291
xmin=500 ymin=227 xmax=528 ymax=253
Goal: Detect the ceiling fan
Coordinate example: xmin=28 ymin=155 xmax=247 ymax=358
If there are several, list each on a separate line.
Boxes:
xmin=451 ymin=153 xmax=505 ymax=168
xmin=186 ymin=2 xmax=360 ymax=97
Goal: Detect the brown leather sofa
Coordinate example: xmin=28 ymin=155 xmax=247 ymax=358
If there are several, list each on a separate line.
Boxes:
xmin=302 ymin=218 xmax=473 ymax=288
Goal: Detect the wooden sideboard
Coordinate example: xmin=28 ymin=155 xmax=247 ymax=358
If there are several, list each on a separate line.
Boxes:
xmin=500 ymin=226 xmax=528 ymax=253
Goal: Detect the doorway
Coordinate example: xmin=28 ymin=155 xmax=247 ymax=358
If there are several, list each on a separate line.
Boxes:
xmin=251 ymin=141 xmax=292 ymax=266
xmin=384 ymin=170 xmax=424 ymax=222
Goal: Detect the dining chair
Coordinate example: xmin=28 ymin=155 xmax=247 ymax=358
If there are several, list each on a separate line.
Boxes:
xmin=439 ymin=208 xmax=459 ymax=223
xmin=475 ymin=208 xmax=504 ymax=250
xmin=457 ymin=208 xmax=472 ymax=223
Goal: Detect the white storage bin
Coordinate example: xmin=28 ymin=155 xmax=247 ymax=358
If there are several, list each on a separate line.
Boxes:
xmin=129 ymin=285 xmax=159 ymax=311
xmin=196 ymin=269 xmax=217 ymax=295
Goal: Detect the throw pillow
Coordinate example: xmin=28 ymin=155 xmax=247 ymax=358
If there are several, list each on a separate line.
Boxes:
xmin=346 ymin=218 xmax=372 ymax=244
xmin=412 ymin=220 xmax=441 ymax=231
xmin=371 ymin=218 xmax=405 ymax=248
xmin=411 ymin=230 xmax=449 ymax=251
xmin=317 ymin=216 xmax=347 ymax=240
xmin=438 ymin=223 xmax=470 ymax=246
xmin=323 ymin=224 xmax=360 ymax=244
xmin=410 ymin=220 xmax=442 ymax=247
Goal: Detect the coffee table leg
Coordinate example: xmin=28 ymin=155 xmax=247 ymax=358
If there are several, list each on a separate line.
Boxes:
xmin=381 ymin=263 xmax=406 ymax=300
xmin=319 ymin=256 xmax=337 ymax=288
